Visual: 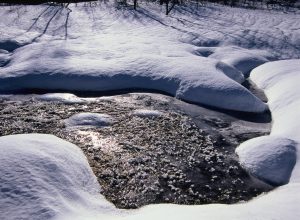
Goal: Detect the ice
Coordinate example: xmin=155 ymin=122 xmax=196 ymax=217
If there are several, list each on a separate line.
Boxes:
xmin=132 ymin=109 xmax=164 ymax=118
xmin=65 ymin=112 xmax=115 ymax=128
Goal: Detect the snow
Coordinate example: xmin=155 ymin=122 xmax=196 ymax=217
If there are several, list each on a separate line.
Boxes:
xmin=236 ymin=135 xmax=297 ymax=185
xmin=208 ymin=46 xmax=272 ymax=76
xmin=236 ymin=63 xmax=300 ymax=187
xmin=65 ymin=113 xmax=115 ymax=128
xmin=0 ymin=41 xmax=265 ymax=112
xmin=60 ymin=60 xmax=300 ymax=220
xmin=5 ymin=2 xmax=300 ymax=112
xmin=132 ymin=109 xmax=164 ymax=118
xmin=0 ymin=134 xmax=115 ymax=220
xmin=0 ymin=2 xmax=300 ymax=220
xmin=36 ymin=93 xmax=86 ymax=103
xmin=1 ymin=62 xmax=299 ymax=220
xmin=0 ymin=49 xmax=10 ymax=67
xmin=113 ymin=61 xmax=300 ymax=220
xmin=250 ymin=60 xmax=300 ymax=182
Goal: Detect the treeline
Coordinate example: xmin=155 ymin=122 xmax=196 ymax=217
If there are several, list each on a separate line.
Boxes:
xmin=200 ymin=0 xmax=298 ymax=8
xmin=0 ymin=0 xmax=298 ymax=13
xmin=0 ymin=0 xmax=94 ymax=4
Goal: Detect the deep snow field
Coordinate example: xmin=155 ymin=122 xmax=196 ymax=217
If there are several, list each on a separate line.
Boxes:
xmin=0 ymin=1 xmax=300 ymax=220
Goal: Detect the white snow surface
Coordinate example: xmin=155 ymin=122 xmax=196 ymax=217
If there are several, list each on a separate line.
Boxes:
xmin=0 ymin=2 xmax=300 ymax=220
xmin=236 ymin=136 xmax=297 ymax=185
xmin=2 ymin=2 xmax=299 ymax=112
xmin=65 ymin=112 xmax=115 ymax=128
xmin=0 ymin=134 xmax=115 ymax=220
xmin=36 ymin=93 xmax=85 ymax=103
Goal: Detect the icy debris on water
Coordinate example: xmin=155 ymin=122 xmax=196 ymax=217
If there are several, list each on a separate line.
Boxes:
xmin=132 ymin=109 xmax=164 ymax=118
xmin=65 ymin=112 xmax=115 ymax=128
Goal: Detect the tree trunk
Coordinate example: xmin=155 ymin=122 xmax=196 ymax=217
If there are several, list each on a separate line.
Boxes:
xmin=134 ymin=0 xmax=137 ymax=10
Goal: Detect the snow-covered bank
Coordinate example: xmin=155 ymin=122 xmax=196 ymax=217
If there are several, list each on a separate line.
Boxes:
xmin=0 ymin=2 xmax=300 ymax=219
xmin=0 ymin=134 xmax=115 ymax=220
xmin=0 ymin=40 xmax=266 ymax=112
xmin=0 ymin=60 xmax=299 ymax=220
xmin=63 ymin=60 xmax=300 ymax=220
xmin=242 ymin=60 xmax=300 ymax=183
xmin=1 ymin=3 xmax=299 ymax=112
xmin=117 ymin=61 xmax=300 ymax=220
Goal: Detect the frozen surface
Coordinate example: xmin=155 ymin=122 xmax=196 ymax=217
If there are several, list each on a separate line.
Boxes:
xmin=0 ymin=134 xmax=115 ymax=220
xmin=65 ymin=113 xmax=115 ymax=128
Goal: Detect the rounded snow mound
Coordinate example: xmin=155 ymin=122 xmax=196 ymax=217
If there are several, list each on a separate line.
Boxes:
xmin=36 ymin=93 xmax=85 ymax=103
xmin=209 ymin=46 xmax=271 ymax=76
xmin=236 ymin=136 xmax=297 ymax=186
xmin=0 ymin=41 xmax=268 ymax=113
xmin=0 ymin=134 xmax=113 ymax=220
xmin=132 ymin=109 xmax=164 ymax=118
xmin=65 ymin=112 xmax=115 ymax=128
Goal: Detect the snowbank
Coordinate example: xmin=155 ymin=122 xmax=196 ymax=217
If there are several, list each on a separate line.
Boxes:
xmin=237 ymin=60 xmax=300 ymax=185
xmin=236 ymin=136 xmax=297 ymax=185
xmin=3 ymin=3 xmax=297 ymax=112
xmin=65 ymin=113 xmax=115 ymax=128
xmin=36 ymin=93 xmax=85 ymax=103
xmin=121 ymin=60 xmax=300 ymax=220
xmin=0 ymin=134 xmax=115 ymax=220
xmin=0 ymin=41 xmax=265 ymax=112
xmin=0 ymin=2 xmax=300 ymax=219
xmin=208 ymin=46 xmax=272 ymax=76
xmin=1 ymin=60 xmax=300 ymax=220
xmin=249 ymin=60 xmax=300 ymax=182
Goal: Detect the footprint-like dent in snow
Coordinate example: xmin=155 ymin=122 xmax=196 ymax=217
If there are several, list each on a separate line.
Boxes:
xmin=209 ymin=46 xmax=272 ymax=76
xmin=65 ymin=113 xmax=115 ymax=128
xmin=0 ymin=39 xmax=24 ymax=52
xmin=191 ymin=47 xmax=215 ymax=57
xmin=193 ymin=39 xmax=221 ymax=47
xmin=0 ymin=49 xmax=11 ymax=67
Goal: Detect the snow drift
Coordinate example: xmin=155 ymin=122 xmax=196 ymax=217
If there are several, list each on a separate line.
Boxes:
xmin=236 ymin=135 xmax=297 ymax=185
xmin=4 ymin=3 xmax=299 ymax=112
xmin=1 ymin=60 xmax=300 ymax=220
xmin=0 ymin=2 xmax=300 ymax=220
xmin=0 ymin=134 xmax=115 ymax=220
xmin=0 ymin=41 xmax=266 ymax=112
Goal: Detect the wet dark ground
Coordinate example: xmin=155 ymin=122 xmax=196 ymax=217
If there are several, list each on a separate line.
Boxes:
xmin=0 ymin=93 xmax=273 ymax=209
